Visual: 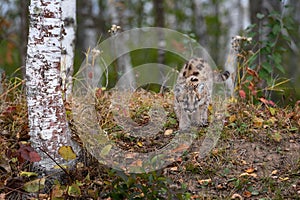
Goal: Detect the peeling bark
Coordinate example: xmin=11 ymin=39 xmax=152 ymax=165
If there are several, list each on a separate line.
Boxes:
xmin=25 ymin=0 xmax=75 ymax=171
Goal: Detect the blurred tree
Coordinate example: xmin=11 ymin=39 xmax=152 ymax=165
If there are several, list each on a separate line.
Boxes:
xmin=193 ymin=0 xmax=208 ymax=47
xmin=153 ymin=0 xmax=165 ymax=64
xmin=107 ymin=1 xmax=136 ymax=88
xmin=25 ymin=0 xmax=78 ymax=172
xmin=19 ymin=0 xmax=29 ymax=77
xmin=61 ymin=0 xmax=76 ymax=101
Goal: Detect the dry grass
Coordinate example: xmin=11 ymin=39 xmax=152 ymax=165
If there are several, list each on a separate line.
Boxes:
xmin=0 ymin=78 xmax=299 ymax=199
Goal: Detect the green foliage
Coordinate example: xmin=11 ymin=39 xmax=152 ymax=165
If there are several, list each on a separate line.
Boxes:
xmin=236 ymin=8 xmax=295 ymax=104
xmin=105 ymin=170 xmax=191 ymax=199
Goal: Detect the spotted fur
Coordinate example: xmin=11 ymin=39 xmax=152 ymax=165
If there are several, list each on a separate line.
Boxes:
xmin=174 ymin=58 xmax=229 ymax=130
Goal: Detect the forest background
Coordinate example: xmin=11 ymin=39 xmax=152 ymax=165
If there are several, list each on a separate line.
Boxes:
xmin=1 ymin=0 xmax=300 ymax=104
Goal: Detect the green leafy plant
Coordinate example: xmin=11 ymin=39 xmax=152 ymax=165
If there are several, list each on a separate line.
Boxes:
xmin=235 ymin=8 xmax=295 ymax=104
xmin=105 ymin=170 xmax=191 ymax=199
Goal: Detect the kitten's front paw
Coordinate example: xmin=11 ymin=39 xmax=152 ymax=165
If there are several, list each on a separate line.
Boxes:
xmin=191 ymin=121 xmax=208 ymax=127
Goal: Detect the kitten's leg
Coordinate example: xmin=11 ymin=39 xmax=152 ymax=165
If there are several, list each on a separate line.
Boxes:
xmin=179 ymin=110 xmax=190 ymax=130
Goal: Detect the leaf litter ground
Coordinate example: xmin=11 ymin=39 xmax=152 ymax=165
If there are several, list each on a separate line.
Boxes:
xmin=0 ymin=87 xmax=299 ymax=199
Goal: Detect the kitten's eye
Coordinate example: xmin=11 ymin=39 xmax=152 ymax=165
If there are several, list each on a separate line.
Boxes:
xmin=192 ymin=71 xmax=199 ymax=76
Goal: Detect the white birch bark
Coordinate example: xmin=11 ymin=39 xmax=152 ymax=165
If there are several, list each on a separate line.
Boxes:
xmin=25 ymin=0 xmax=75 ymax=171
xmin=60 ymin=0 xmax=76 ymax=101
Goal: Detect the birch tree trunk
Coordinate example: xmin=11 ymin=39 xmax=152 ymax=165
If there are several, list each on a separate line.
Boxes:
xmin=61 ymin=0 xmax=76 ymax=101
xmin=25 ymin=0 xmax=75 ymax=171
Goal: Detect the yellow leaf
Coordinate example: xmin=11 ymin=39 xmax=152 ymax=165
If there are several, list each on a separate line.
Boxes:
xmin=229 ymin=114 xmax=236 ymax=123
xmin=269 ymin=107 xmax=276 ymax=116
xmin=164 ymin=129 xmax=173 ymax=136
xmin=228 ymin=97 xmax=237 ymax=103
xmin=208 ymin=104 xmax=213 ymax=112
xmin=253 ymin=117 xmax=264 ymax=128
xmin=279 ymin=177 xmax=289 ymax=181
xmin=58 ymin=146 xmax=77 ymax=161
xmin=137 ymin=141 xmax=143 ymax=147
xmin=19 ymin=171 xmax=38 ymax=177
xmin=245 ymin=167 xmax=255 ymax=173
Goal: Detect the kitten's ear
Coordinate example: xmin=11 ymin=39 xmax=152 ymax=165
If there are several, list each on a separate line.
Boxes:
xmin=214 ymin=71 xmax=230 ymax=82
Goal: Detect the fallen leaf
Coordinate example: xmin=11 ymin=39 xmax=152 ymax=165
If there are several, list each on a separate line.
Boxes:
xmin=243 ymin=190 xmax=252 ymax=198
xmin=229 ymin=114 xmax=236 ymax=123
xmin=51 ymin=184 xmax=64 ymax=199
xmin=245 ymin=167 xmax=255 ymax=173
xmin=137 ymin=141 xmax=143 ymax=147
xmin=198 ymin=178 xmax=212 ymax=185
xmin=231 ymin=193 xmax=243 ymax=200
xmin=271 ymin=170 xmax=278 ymax=175
xmin=23 ymin=178 xmax=45 ymax=193
xmin=164 ymin=129 xmax=173 ymax=136
xmin=279 ymin=177 xmax=289 ymax=181
xmin=253 ymin=117 xmax=264 ymax=128
xmin=29 ymin=151 xmax=41 ymax=162
xmin=239 ymin=172 xmax=257 ymax=178
xmin=239 ymin=172 xmax=249 ymax=177
xmin=58 ymin=146 xmax=77 ymax=161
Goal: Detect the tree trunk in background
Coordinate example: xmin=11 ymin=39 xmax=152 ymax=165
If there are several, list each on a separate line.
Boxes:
xmin=285 ymin=0 xmax=300 ymax=99
xmin=249 ymin=0 xmax=263 ymax=49
xmin=77 ymin=0 xmax=98 ymax=51
xmin=108 ymin=1 xmax=136 ymax=90
xmin=61 ymin=0 xmax=76 ymax=101
xmin=153 ymin=0 xmax=165 ymax=65
xmin=19 ymin=0 xmax=30 ymax=78
xmin=249 ymin=1 xmax=282 ymax=63
xmin=193 ymin=0 xmax=208 ymax=47
xmin=26 ymin=0 xmax=76 ymax=171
